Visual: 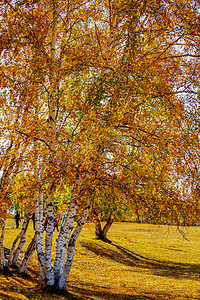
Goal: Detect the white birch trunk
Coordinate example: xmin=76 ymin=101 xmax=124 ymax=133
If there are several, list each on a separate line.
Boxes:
xmin=8 ymin=231 xmax=20 ymax=266
xmin=18 ymin=235 xmax=36 ymax=274
xmin=54 ymin=200 xmax=77 ymax=280
xmin=44 ymin=197 xmax=55 ymax=285
xmin=60 ymin=205 xmax=76 ymax=270
xmin=35 ymin=192 xmax=46 ymax=280
xmin=42 ymin=0 xmax=58 ymax=286
xmin=58 ymin=207 xmax=89 ymax=290
xmin=0 ymin=219 xmax=6 ymax=270
xmin=33 ymin=108 xmax=46 ymax=280
xmin=12 ymin=216 xmax=31 ymax=266
xmin=39 ymin=192 xmax=44 ymax=238
xmin=48 ymin=0 xmax=58 ymax=158
xmin=8 ymin=209 xmax=31 ymax=267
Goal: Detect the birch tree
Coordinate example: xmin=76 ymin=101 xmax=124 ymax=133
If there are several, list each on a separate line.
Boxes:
xmin=0 ymin=0 xmax=199 ymax=291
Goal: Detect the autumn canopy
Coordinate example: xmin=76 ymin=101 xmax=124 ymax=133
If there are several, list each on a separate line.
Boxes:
xmin=0 ymin=0 xmax=199 ymax=291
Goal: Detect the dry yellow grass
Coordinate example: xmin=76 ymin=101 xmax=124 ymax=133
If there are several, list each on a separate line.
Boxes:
xmin=1 ymin=221 xmax=200 ymax=299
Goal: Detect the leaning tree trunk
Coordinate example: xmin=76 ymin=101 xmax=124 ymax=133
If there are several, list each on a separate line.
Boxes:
xmin=95 ymin=209 xmax=116 ymax=243
xmin=8 ymin=210 xmax=33 ymax=267
xmin=57 ymin=206 xmax=89 ymax=290
xmin=0 ymin=219 xmax=6 ymax=270
xmin=12 ymin=215 xmax=32 ymax=267
xmin=94 ymin=216 xmax=104 ymax=240
xmin=54 ymin=199 xmax=77 ymax=281
xmin=34 ymin=185 xmax=91 ymax=290
xmin=18 ymin=234 xmax=36 ymax=274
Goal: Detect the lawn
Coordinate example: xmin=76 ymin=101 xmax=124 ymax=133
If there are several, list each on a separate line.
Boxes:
xmin=1 ymin=221 xmax=200 ymax=299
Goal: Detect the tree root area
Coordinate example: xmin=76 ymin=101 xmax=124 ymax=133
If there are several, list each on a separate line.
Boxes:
xmin=0 ymin=266 xmax=12 ymax=276
xmin=38 ymin=282 xmax=81 ymax=299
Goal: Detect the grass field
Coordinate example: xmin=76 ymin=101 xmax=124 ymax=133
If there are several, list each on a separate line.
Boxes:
xmin=0 ymin=221 xmax=200 ymax=299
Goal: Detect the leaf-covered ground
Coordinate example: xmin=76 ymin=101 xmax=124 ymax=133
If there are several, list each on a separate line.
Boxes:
xmin=1 ymin=221 xmax=200 ymax=299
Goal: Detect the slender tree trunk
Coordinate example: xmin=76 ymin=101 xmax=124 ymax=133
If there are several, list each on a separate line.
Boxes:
xmin=33 ymin=100 xmax=46 ymax=280
xmin=44 ymin=196 xmax=55 ymax=286
xmin=0 ymin=219 xmax=6 ymax=270
xmin=54 ymin=200 xmax=77 ymax=280
xmin=35 ymin=191 xmax=46 ymax=280
xmin=95 ymin=209 xmax=116 ymax=242
xmin=41 ymin=0 xmax=58 ymax=286
xmin=102 ymin=209 xmax=116 ymax=236
xmin=12 ymin=214 xmax=32 ymax=267
xmin=18 ymin=234 xmax=36 ymax=274
xmin=58 ymin=206 xmax=89 ymax=290
xmin=94 ymin=216 xmax=103 ymax=239
xmin=8 ymin=211 xmax=32 ymax=267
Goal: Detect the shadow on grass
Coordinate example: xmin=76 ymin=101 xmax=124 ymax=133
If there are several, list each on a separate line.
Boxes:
xmin=68 ymin=280 xmax=172 ymax=300
xmin=0 ymin=273 xmax=82 ymax=300
xmin=81 ymin=241 xmax=200 ymax=281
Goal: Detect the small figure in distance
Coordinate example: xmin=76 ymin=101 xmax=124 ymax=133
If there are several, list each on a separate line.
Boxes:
xmin=14 ymin=211 xmax=20 ymax=228
xmin=54 ymin=215 xmax=59 ymax=232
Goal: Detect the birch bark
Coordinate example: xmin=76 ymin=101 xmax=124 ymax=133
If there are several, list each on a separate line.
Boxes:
xmin=12 ymin=213 xmax=32 ymax=267
xmin=58 ymin=206 xmax=89 ymax=290
xmin=35 ymin=191 xmax=46 ymax=280
xmin=8 ymin=210 xmax=32 ymax=267
xmin=44 ymin=196 xmax=55 ymax=285
xmin=18 ymin=235 xmax=36 ymax=274
xmin=54 ymin=200 xmax=77 ymax=280
xmin=33 ymin=105 xmax=46 ymax=279
xmin=42 ymin=0 xmax=59 ymax=286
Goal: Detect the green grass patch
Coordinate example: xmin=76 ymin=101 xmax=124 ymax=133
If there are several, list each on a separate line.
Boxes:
xmin=1 ymin=221 xmax=200 ymax=299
